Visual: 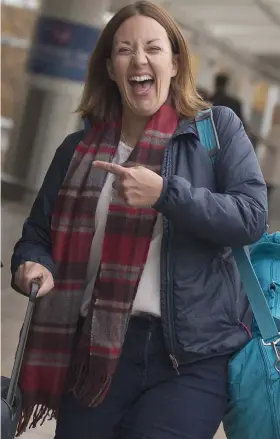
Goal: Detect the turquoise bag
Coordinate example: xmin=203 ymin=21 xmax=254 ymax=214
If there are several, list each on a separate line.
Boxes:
xmin=195 ymin=109 xmax=280 ymax=439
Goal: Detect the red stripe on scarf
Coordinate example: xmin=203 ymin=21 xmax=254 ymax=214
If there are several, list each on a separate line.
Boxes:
xmin=52 ymin=232 xmax=93 ymax=262
xmin=21 ymin=365 xmax=68 ymax=394
xmin=102 ymin=234 xmax=155 ymax=266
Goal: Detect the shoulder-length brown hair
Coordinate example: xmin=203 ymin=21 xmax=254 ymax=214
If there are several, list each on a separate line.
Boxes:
xmin=77 ymin=0 xmax=210 ymax=123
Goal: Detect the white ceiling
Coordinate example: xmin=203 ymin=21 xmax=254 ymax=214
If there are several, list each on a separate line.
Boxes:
xmin=1 ymin=0 xmax=39 ymax=8
xmin=162 ymin=0 xmax=280 ymax=79
xmin=172 ymin=0 xmax=280 ymax=55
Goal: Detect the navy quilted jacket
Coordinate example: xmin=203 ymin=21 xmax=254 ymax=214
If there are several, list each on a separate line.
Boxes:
xmin=11 ymin=106 xmax=267 ymax=365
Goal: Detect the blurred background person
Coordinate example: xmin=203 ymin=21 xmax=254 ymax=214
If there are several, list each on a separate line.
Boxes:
xmin=210 ymin=72 xmax=245 ymax=125
xmin=260 ymin=104 xmax=280 ymax=204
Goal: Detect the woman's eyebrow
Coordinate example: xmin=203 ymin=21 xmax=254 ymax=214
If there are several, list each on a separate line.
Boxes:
xmin=115 ymin=40 xmax=131 ymax=46
xmin=114 ymin=38 xmax=162 ymax=48
xmin=146 ymin=38 xmax=161 ymax=44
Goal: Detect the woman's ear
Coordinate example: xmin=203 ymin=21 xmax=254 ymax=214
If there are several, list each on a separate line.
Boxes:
xmin=106 ymin=59 xmax=116 ymax=81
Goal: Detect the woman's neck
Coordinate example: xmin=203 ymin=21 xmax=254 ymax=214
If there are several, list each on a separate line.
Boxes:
xmin=121 ymin=111 xmax=150 ymax=148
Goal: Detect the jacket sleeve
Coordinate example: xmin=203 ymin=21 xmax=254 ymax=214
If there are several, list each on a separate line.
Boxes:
xmin=154 ymin=106 xmax=268 ymax=246
xmin=11 ymin=132 xmax=82 ymax=281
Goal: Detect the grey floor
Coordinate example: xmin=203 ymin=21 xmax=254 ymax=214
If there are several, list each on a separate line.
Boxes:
xmin=2 ymin=192 xmax=280 ymax=438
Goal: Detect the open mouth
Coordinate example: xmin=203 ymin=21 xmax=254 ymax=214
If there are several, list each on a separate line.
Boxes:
xmin=128 ymin=74 xmax=155 ymax=95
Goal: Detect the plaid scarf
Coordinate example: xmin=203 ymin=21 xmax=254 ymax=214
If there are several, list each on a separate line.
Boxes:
xmin=17 ymin=101 xmax=179 ymax=433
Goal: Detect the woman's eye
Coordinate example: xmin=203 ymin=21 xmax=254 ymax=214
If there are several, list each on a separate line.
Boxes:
xmin=118 ymin=47 xmax=131 ymax=54
xmin=148 ymin=47 xmax=162 ymax=52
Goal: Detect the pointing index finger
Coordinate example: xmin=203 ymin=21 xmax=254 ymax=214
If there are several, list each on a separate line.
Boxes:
xmin=93 ymin=160 xmax=128 ymax=177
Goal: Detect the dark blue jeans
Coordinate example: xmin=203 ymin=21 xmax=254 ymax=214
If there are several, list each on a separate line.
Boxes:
xmin=55 ymin=315 xmax=230 ymax=439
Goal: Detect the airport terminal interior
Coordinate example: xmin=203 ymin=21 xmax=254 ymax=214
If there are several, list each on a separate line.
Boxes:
xmin=1 ymin=0 xmax=280 ymax=438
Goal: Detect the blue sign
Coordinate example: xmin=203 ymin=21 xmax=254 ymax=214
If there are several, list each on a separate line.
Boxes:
xmin=28 ymin=16 xmax=100 ymax=82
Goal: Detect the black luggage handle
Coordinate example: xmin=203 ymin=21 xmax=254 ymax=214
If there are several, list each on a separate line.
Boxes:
xmin=6 ymin=282 xmax=40 ymax=408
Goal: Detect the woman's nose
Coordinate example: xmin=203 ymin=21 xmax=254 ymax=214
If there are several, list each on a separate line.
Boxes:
xmin=132 ymin=48 xmax=148 ymax=66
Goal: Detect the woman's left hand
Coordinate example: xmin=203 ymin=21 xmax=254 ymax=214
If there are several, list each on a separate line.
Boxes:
xmin=93 ymin=161 xmax=163 ymax=208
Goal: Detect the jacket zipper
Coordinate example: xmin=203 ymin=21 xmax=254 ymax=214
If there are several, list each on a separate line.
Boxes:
xmin=162 ymin=141 xmax=180 ymax=375
xmin=165 ymin=222 xmax=180 ymax=375
xmin=170 ymin=354 xmax=180 ymax=375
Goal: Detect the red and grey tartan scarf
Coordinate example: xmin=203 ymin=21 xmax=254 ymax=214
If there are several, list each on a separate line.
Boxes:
xmin=17 ymin=101 xmax=179 ymax=433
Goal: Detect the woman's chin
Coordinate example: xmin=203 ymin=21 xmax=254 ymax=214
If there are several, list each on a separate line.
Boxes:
xmin=127 ymin=101 xmax=162 ymax=118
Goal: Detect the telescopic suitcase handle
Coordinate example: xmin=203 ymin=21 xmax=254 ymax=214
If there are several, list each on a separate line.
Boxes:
xmin=6 ymin=282 xmax=40 ymax=407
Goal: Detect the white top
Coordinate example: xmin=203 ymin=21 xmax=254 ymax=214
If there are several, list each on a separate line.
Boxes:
xmin=80 ymin=141 xmax=162 ymax=317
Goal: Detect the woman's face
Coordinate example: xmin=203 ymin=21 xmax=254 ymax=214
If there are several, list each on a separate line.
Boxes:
xmin=108 ymin=15 xmax=178 ymax=118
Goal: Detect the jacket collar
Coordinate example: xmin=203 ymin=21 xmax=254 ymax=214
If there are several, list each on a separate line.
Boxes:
xmin=173 ymin=118 xmax=198 ymax=139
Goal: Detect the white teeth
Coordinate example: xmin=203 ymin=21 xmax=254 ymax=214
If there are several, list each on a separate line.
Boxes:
xmin=129 ymin=75 xmax=153 ymax=82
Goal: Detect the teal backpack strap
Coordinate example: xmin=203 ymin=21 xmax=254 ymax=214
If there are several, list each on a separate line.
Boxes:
xmin=196 ymin=108 xmax=279 ymax=343
xmin=195 ymin=108 xmax=220 ymax=165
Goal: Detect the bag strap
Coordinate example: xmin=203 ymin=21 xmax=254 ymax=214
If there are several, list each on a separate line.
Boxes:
xmin=6 ymin=282 xmax=39 ymax=407
xmin=232 ymin=248 xmax=279 ymax=341
xmin=195 ymin=108 xmax=220 ymax=165
xmin=195 ymin=109 xmax=279 ymax=343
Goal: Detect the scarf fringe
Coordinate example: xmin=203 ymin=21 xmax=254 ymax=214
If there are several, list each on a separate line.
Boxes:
xmin=16 ymin=404 xmax=57 ymax=436
xmin=71 ymin=357 xmax=112 ymax=407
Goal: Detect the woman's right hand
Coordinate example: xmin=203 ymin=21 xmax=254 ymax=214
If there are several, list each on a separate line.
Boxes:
xmin=15 ymin=261 xmax=54 ymax=297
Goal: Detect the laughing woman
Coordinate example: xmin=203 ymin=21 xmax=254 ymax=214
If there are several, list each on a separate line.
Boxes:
xmin=12 ymin=1 xmax=267 ymax=438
